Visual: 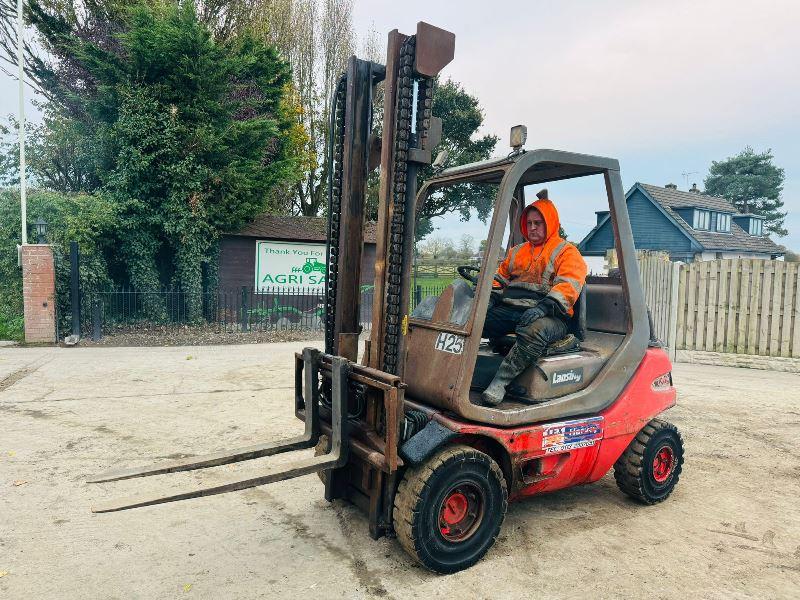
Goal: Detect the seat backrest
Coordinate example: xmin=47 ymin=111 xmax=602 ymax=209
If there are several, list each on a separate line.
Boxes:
xmin=568 ymin=285 xmax=587 ymax=341
xmin=584 ymin=278 xmax=627 ymax=334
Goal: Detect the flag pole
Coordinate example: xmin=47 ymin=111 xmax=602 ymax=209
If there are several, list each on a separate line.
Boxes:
xmin=17 ymin=0 xmax=27 ymax=244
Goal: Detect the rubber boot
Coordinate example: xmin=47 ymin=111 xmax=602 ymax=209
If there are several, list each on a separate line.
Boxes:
xmin=481 ymin=343 xmax=537 ymax=406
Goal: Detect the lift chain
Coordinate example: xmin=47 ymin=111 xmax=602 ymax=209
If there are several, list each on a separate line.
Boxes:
xmin=382 ymin=36 xmax=434 ymax=375
xmin=325 ymin=76 xmax=348 ymax=355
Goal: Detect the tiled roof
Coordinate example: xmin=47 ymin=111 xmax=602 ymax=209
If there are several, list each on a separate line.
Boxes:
xmin=640 ymin=183 xmax=736 ymax=212
xmin=639 ymin=184 xmax=783 ymax=255
xmin=229 ymin=214 xmax=377 ymax=244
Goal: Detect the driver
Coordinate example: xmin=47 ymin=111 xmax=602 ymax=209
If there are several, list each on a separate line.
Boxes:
xmin=481 ymin=189 xmax=588 ymax=405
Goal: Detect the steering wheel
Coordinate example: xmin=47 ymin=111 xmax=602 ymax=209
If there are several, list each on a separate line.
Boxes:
xmin=457 ymin=265 xmax=480 ymax=284
xmin=457 ymin=265 xmax=509 ymax=289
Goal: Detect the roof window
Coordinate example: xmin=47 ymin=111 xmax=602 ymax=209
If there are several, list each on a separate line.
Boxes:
xmin=715 ymin=213 xmax=731 ymax=232
xmin=693 ymin=209 xmax=710 ymax=230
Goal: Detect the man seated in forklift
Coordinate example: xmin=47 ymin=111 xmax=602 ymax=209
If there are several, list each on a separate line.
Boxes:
xmin=481 ymin=189 xmax=588 ymax=405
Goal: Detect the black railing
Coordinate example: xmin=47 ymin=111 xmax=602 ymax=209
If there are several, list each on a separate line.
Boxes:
xmin=80 ymin=284 xmax=447 ymax=339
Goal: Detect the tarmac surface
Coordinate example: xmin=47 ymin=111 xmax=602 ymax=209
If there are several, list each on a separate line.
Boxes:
xmin=1 ymin=342 xmax=799 ymax=599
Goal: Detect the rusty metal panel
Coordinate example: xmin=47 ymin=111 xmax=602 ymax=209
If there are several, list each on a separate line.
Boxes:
xmin=333 ymin=58 xmax=373 ymax=356
xmin=414 ymin=22 xmax=455 ymax=77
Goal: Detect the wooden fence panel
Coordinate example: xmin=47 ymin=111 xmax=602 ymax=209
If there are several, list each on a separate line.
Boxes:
xmin=780 ymin=263 xmax=796 ymax=357
xmin=636 ymin=253 xmax=676 ymax=344
xmin=667 ymin=258 xmax=799 ymax=358
xmin=736 ymin=260 xmax=750 ymax=354
xmin=714 ymin=260 xmax=729 ymax=352
xmin=793 ymin=265 xmax=800 ymax=358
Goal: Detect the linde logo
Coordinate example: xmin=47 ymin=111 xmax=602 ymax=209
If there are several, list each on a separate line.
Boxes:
xmin=552 ymin=368 xmax=583 ymax=386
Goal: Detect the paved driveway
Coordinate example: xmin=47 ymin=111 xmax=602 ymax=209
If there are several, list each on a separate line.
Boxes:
xmin=1 ymin=343 xmax=798 ymax=599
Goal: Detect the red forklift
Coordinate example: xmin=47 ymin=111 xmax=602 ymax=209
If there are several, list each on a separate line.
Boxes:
xmin=90 ymin=22 xmax=684 ymax=574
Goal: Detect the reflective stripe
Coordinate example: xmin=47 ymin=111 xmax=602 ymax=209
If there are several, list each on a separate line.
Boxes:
xmin=508 ymin=280 xmax=551 ymax=293
xmin=509 ymin=243 xmax=524 ymax=273
xmin=542 ymin=240 xmax=567 ymax=282
xmin=548 ymin=289 xmax=571 ymax=311
xmin=502 ymin=297 xmax=540 ymax=308
xmin=553 ymin=275 xmax=583 ymax=294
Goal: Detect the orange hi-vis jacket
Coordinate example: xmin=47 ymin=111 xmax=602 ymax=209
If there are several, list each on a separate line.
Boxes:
xmin=494 ymin=197 xmax=588 ymax=317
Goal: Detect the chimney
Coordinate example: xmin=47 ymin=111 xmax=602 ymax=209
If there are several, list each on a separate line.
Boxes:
xmin=665 ymin=183 xmax=677 ymax=189
xmin=690 ymin=183 xmax=700 ymax=193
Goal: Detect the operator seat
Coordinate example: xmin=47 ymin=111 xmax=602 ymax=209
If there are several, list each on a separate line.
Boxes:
xmin=489 ymin=286 xmax=586 ymax=357
xmin=474 ymin=286 xmax=607 ymax=403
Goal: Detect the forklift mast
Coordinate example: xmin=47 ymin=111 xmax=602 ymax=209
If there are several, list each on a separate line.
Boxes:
xmin=325 ymin=23 xmax=455 ymax=374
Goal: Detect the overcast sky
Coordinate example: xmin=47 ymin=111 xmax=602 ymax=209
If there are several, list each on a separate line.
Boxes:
xmin=2 ymin=0 xmax=798 ymax=250
xmin=350 ymin=0 xmax=800 ymax=250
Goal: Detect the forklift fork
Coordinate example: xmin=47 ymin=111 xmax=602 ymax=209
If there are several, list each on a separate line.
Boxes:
xmin=89 ymin=348 xmax=349 ymax=513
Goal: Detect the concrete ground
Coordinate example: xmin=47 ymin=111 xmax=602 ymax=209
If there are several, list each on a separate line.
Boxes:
xmin=1 ymin=342 xmax=798 ymax=599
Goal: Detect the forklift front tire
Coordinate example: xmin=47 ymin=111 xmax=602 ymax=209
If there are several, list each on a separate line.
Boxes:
xmin=393 ymin=444 xmax=507 ymax=574
xmin=614 ymin=418 xmax=684 ymax=505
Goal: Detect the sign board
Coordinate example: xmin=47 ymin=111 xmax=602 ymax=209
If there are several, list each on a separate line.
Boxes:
xmin=255 ymin=240 xmax=327 ymax=291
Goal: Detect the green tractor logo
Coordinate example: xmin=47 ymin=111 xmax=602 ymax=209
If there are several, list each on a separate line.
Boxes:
xmin=293 ymin=257 xmax=326 ymax=274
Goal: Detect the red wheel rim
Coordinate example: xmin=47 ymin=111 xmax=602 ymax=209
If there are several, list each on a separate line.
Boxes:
xmin=652 ymin=445 xmax=675 ymax=483
xmin=438 ymin=483 xmax=484 ymax=542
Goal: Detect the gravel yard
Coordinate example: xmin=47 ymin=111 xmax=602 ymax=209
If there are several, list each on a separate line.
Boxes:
xmin=1 ymin=342 xmax=798 ymax=599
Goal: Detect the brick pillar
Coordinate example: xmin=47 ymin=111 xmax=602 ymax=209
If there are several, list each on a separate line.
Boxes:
xmin=21 ymin=244 xmax=57 ymax=344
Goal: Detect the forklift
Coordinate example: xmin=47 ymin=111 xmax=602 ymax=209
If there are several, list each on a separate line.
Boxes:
xmin=90 ymin=22 xmax=684 ymax=574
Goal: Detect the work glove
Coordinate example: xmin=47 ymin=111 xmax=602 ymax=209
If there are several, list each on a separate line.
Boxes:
xmin=517 ymin=304 xmax=547 ymax=328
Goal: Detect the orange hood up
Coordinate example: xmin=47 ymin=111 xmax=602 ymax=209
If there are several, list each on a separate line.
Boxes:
xmin=519 ymin=189 xmax=561 ymax=246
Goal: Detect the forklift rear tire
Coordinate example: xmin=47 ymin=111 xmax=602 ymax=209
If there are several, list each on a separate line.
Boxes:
xmin=614 ymin=418 xmax=684 ymax=505
xmin=393 ymin=444 xmax=507 ymax=574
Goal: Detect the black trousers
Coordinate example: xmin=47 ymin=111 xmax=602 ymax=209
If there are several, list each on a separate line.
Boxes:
xmin=482 ymin=303 xmax=568 ymax=358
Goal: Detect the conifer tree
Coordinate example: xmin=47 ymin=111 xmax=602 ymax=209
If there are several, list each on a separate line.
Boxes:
xmin=704 ymin=147 xmax=787 ymax=237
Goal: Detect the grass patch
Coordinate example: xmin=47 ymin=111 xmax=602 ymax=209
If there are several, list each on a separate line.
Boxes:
xmin=0 ymin=312 xmax=24 ymax=341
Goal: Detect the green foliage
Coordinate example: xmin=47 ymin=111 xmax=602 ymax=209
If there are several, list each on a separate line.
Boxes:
xmin=704 ymin=147 xmax=787 ymax=237
xmin=7 ymin=1 xmax=303 ymax=320
xmin=367 ymin=78 xmax=498 ymax=228
xmin=0 ymin=188 xmax=116 ymax=338
xmin=0 ymin=108 xmax=99 ymax=191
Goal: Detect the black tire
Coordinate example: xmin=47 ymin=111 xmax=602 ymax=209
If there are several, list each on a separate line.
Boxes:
xmin=393 ymin=444 xmax=508 ymax=574
xmin=614 ymin=418 xmax=684 ymax=505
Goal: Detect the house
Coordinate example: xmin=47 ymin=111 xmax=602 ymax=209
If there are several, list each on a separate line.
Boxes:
xmin=578 ymin=182 xmax=784 ymax=262
xmin=218 ymin=214 xmax=377 ymax=290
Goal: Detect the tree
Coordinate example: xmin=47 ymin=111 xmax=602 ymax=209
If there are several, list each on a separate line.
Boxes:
xmin=368 ymin=78 xmax=498 ymax=239
xmin=252 ymin=0 xmax=354 ymax=216
xmin=0 ymin=108 xmax=98 ymax=191
xmin=419 ymin=236 xmax=454 ymax=259
xmin=458 ymin=234 xmax=475 ymax=257
xmin=416 ymin=79 xmax=499 ymax=220
xmin=3 ymin=1 xmax=303 ymax=318
xmin=704 ymin=147 xmax=787 ymax=237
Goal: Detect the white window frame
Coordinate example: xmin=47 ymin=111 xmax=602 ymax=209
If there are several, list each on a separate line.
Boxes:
xmin=749 ymin=218 xmax=763 ymax=236
xmin=693 ymin=209 xmax=710 ymax=230
xmin=715 ymin=213 xmax=731 ymax=232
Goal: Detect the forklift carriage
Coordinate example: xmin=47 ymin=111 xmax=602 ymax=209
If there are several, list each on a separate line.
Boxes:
xmin=90 ymin=22 xmax=684 ymax=575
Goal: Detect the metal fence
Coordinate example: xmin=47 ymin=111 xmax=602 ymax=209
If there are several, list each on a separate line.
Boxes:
xmin=81 ymin=284 xmax=447 ymax=339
